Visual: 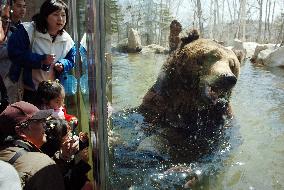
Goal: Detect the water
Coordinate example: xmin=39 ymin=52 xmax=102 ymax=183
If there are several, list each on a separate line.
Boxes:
xmin=110 ymin=53 xmax=284 ymax=190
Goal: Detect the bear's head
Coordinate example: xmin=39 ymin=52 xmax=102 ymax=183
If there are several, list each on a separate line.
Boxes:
xmin=139 ymin=33 xmax=241 ymax=129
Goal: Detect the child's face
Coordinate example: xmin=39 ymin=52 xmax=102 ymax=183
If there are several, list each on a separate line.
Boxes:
xmin=48 ymin=90 xmax=65 ymax=109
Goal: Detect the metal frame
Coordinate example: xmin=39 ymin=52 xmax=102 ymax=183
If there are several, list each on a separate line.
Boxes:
xmin=68 ymin=0 xmax=109 ymax=188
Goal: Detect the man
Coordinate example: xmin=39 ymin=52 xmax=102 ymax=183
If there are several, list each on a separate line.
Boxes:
xmin=10 ymin=0 xmax=26 ymax=31
xmin=0 ymin=3 xmax=13 ymax=107
xmin=0 ymin=101 xmax=65 ymax=190
xmin=0 ymin=0 xmax=26 ymax=104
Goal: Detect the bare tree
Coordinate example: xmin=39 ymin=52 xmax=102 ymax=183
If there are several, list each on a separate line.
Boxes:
xmin=276 ymin=13 xmax=284 ymax=46
xmin=240 ymin=0 xmax=246 ymax=40
xmin=220 ymin=0 xmax=225 ymax=40
xmin=174 ymin=0 xmax=184 ymax=17
xmin=264 ymin=0 xmax=270 ymax=41
xmin=209 ymin=0 xmax=214 ymax=39
xmin=257 ymin=0 xmax=263 ymax=42
xmin=226 ymin=0 xmax=233 ymax=22
xmin=196 ymin=0 xmax=204 ymax=36
xmin=158 ymin=0 xmax=163 ymax=45
xmin=235 ymin=0 xmax=246 ymax=40
xmin=213 ymin=0 xmax=220 ymax=39
xmin=269 ymin=0 xmax=276 ymax=40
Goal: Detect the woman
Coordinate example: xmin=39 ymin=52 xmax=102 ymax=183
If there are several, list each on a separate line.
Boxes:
xmin=8 ymin=0 xmax=75 ymax=103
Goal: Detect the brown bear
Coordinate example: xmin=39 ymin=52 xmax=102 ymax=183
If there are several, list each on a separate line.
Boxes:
xmin=137 ymin=31 xmax=241 ymax=162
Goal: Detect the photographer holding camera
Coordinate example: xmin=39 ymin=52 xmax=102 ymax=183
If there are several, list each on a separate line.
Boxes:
xmin=41 ymin=118 xmax=92 ymax=190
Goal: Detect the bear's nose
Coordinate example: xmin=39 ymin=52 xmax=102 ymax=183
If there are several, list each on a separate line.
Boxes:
xmin=214 ymin=74 xmax=237 ymax=90
xmin=223 ymin=74 xmax=237 ymax=86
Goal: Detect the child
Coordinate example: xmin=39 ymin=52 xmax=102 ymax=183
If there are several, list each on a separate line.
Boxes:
xmin=34 ymin=80 xmax=78 ymax=127
xmin=42 ymin=118 xmax=92 ymax=190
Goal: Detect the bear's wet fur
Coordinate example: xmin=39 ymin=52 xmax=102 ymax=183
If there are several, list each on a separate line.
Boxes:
xmin=137 ymin=30 xmax=241 ymax=161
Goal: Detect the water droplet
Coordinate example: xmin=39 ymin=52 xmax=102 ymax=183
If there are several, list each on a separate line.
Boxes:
xmin=236 ymin=162 xmax=245 ymax=166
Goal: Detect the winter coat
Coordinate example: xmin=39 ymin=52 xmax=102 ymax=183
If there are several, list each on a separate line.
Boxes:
xmin=0 ymin=40 xmax=11 ymax=80
xmin=0 ymin=139 xmax=65 ymax=190
xmin=8 ymin=22 xmax=76 ymax=90
xmin=0 ymin=22 xmax=24 ymax=103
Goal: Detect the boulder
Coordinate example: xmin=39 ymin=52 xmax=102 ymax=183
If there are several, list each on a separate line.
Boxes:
xmin=114 ymin=28 xmax=142 ymax=53
xmin=141 ymin=44 xmax=169 ymax=54
xmin=128 ymin=28 xmax=142 ymax=53
xmin=263 ymin=46 xmax=284 ymax=67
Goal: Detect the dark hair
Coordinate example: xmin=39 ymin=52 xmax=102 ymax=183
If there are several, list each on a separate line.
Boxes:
xmin=12 ymin=0 xmax=26 ymax=3
xmin=35 ymin=80 xmax=64 ymax=108
xmin=41 ymin=118 xmax=68 ymax=157
xmin=32 ymin=0 xmax=68 ymax=35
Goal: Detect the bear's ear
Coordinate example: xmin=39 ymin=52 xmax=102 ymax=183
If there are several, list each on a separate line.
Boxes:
xmin=180 ymin=29 xmax=199 ymax=48
xmin=232 ymin=49 xmax=246 ymax=64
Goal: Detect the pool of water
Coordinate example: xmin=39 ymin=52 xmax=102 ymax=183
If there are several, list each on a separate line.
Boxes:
xmin=109 ymin=53 xmax=284 ymax=190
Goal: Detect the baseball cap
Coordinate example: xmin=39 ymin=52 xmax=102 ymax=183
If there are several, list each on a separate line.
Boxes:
xmin=0 ymin=101 xmax=53 ymax=135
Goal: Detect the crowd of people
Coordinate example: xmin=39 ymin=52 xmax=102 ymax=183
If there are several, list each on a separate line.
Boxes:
xmin=0 ymin=0 xmax=93 ymax=189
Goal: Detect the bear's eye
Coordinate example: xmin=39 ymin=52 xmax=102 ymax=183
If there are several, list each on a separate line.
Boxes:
xmin=229 ymin=59 xmax=238 ymax=75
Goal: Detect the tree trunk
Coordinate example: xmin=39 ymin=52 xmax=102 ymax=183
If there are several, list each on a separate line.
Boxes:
xmin=235 ymin=1 xmax=241 ymax=38
xmin=269 ymin=0 xmax=276 ymax=41
xmin=264 ymin=0 xmax=269 ymax=41
xmin=257 ymin=0 xmax=263 ymax=42
xmin=276 ymin=15 xmax=284 ymax=46
xmin=209 ymin=0 xmax=214 ymax=39
xmin=220 ymin=0 xmax=225 ymax=41
xmin=226 ymin=0 xmax=233 ymax=22
xmin=240 ymin=0 xmax=246 ymax=41
xmin=158 ymin=0 xmax=163 ymax=45
xmin=196 ymin=0 xmax=203 ymax=36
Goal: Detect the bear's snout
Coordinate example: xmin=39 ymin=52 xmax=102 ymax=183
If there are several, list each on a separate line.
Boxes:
xmin=213 ymin=73 xmax=237 ymax=90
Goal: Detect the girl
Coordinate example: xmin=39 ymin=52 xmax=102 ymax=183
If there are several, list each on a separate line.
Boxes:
xmin=34 ymin=80 xmax=77 ymax=125
xmin=8 ymin=0 xmax=75 ymax=103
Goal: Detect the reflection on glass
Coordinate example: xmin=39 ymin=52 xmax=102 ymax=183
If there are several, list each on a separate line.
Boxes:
xmin=106 ymin=0 xmax=284 ymax=190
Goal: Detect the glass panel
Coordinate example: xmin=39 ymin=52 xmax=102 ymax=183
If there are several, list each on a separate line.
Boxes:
xmin=106 ymin=0 xmax=284 ymax=190
xmin=79 ymin=0 xmax=109 ymax=189
xmin=4 ymin=0 xmax=99 ymax=187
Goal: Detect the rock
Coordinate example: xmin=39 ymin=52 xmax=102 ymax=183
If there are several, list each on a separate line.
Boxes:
xmin=114 ymin=28 xmax=142 ymax=53
xmin=141 ymin=44 xmax=169 ymax=54
xmin=252 ymin=43 xmax=276 ymax=59
xmin=263 ymin=46 xmax=284 ymax=67
xmin=243 ymin=42 xmax=258 ymax=58
xmin=128 ymin=28 xmax=142 ymax=53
